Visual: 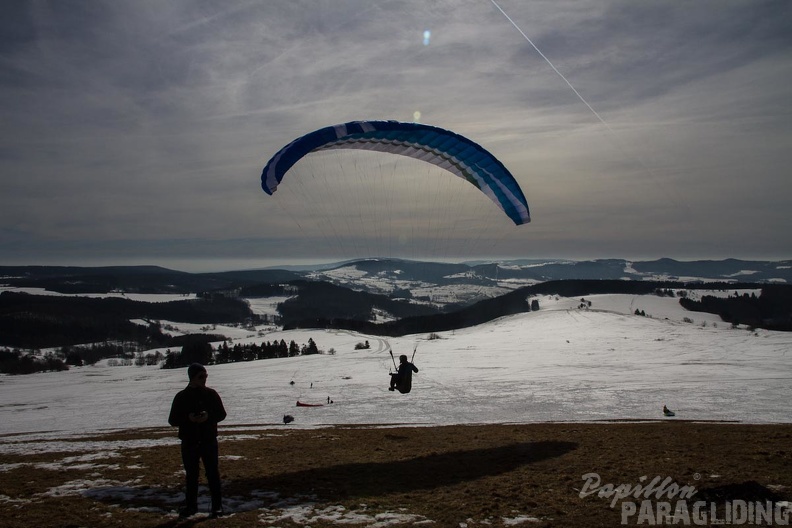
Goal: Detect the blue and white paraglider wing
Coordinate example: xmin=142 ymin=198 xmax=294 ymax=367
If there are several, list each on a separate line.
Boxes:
xmin=261 ymin=120 xmax=530 ymax=225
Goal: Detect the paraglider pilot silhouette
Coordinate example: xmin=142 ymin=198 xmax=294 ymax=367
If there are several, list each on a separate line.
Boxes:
xmin=389 ymin=354 xmax=419 ymax=394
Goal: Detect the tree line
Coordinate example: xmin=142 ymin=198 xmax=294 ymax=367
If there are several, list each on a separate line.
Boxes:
xmin=0 ymin=349 xmax=69 ymax=375
xmin=0 ymin=291 xmax=255 ymax=349
xmin=1 ymin=336 xmax=326 ymax=375
xmin=679 ymin=286 xmax=792 ymax=331
xmin=161 ymin=338 xmax=324 ymax=370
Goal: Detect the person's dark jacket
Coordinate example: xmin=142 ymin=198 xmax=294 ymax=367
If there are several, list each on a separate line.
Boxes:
xmin=393 ymin=361 xmax=419 ymax=393
xmin=397 ymin=361 xmax=419 ymax=379
xmin=168 ymin=385 xmax=227 ymax=442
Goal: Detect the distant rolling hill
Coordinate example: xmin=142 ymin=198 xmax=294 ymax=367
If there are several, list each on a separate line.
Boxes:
xmin=2 ymin=258 xmax=790 ymax=299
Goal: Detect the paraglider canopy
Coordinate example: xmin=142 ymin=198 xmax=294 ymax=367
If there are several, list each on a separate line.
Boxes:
xmin=261 ymin=120 xmax=530 ymax=226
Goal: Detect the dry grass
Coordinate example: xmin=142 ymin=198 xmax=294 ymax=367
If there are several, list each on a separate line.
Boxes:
xmin=1 ymin=422 xmax=790 ymax=527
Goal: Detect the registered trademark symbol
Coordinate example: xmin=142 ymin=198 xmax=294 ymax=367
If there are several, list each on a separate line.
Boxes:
xmin=693 ymin=473 xmax=701 ymax=480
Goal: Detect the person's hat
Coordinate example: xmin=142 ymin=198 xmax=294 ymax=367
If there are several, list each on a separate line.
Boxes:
xmin=188 ymin=363 xmax=207 ymax=380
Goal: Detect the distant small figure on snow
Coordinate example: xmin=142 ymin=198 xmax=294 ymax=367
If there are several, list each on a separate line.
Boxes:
xmin=283 ymin=414 xmax=294 ymax=424
xmin=663 ymin=405 xmax=675 ymax=417
xmin=289 ymin=380 xmax=295 ymax=386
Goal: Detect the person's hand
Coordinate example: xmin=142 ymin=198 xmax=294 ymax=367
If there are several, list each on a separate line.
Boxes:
xmin=189 ymin=411 xmax=208 ymax=423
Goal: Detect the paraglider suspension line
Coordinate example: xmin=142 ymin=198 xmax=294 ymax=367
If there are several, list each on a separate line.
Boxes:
xmin=389 ymin=349 xmax=398 ymax=372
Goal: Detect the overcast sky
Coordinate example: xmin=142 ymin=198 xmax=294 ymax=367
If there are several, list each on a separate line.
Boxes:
xmin=1 ymin=1 xmax=790 ymax=271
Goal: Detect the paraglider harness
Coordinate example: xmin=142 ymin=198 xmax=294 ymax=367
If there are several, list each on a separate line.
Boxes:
xmin=389 ymin=346 xmax=418 ymax=394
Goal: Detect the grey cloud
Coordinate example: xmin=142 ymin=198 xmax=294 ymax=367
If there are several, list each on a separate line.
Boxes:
xmin=0 ymin=0 xmax=790 ymax=267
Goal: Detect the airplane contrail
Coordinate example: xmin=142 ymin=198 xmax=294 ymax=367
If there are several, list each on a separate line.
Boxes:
xmin=488 ymin=0 xmax=615 ymax=135
xmin=488 ymin=0 xmax=692 ymax=215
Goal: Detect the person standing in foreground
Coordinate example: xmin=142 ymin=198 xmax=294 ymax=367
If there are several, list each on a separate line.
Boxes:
xmin=168 ymin=363 xmax=227 ymax=518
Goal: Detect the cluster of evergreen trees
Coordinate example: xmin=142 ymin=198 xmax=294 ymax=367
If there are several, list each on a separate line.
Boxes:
xmin=0 ymin=349 xmax=69 ymax=374
xmin=61 ymin=343 xmax=132 ymax=366
xmin=161 ymin=338 xmax=322 ymax=370
xmin=2 ymin=335 xmax=327 ymax=375
xmin=679 ymin=287 xmax=792 ymax=331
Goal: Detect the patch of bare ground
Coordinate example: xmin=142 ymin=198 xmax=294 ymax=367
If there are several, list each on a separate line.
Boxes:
xmin=0 ymin=422 xmax=789 ymax=527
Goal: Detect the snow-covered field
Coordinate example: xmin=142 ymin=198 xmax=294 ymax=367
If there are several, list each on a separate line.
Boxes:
xmin=1 ymin=292 xmax=789 ymax=524
xmin=2 ymin=293 xmax=790 ymax=450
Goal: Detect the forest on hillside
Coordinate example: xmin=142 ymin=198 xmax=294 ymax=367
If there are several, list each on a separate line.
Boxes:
xmin=680 ymin=286 xmax=792 ymax=331
xmin=284 ymin=280 xmax=792 ymax=335
xmin=0 ymin=292 xmax=254 ymax=349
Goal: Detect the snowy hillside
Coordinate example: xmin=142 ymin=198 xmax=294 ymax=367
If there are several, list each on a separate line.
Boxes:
xmin=1 ymin=292 xmax=789 ymax=445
